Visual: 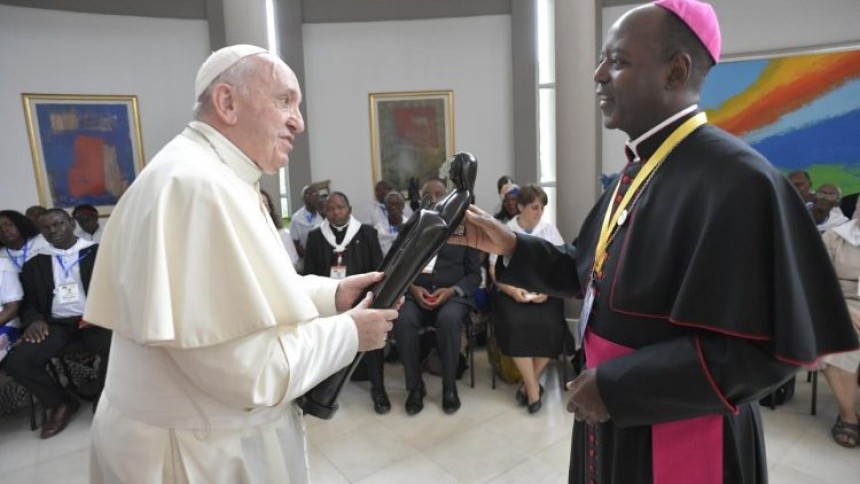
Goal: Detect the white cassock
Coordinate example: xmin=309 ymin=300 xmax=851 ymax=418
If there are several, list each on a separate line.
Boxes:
xmin=84 ymin=121 xmax=358 ymax=484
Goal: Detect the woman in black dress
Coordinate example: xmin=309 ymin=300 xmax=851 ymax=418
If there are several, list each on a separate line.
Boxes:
xmin=489 ymin=185 xmax=566 ymax=413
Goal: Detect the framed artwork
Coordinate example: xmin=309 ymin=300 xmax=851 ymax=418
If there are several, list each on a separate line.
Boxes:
xmin=701 ymin=45 xmax=860 ymax=193
xmin=368 ymin=90 xmax=454 ymax=192
xmin=21 ymin=93 xmax=145 ymax=214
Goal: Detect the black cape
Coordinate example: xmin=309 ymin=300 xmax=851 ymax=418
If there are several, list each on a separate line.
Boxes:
xmin=499 ymin=120 xmax=858 ymax=484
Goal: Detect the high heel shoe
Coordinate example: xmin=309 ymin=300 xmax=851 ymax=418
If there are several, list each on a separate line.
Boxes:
xmin=516 ymin=384 xmax=544 ymax=406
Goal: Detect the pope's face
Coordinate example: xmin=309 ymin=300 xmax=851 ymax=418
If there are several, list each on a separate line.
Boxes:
xmin=235 ymin=57 xmax=305 ymax=174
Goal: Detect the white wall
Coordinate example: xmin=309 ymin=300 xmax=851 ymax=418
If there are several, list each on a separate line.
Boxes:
xmin=302 ymin=15 xmax=513 ymax=216
xmin=0 ymin=5 xmax=209 ymax=211
xmin=599 ymin=0 xmax=860 ymax=174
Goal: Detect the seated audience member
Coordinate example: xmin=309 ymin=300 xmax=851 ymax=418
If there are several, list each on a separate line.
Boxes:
xmin=494 ymin=183 xmax=520 ymax=223
xmin=0 ymin=257 xmax=23 ymax=362
xmin=813 ymin=183 xmax=849 ymax=232
xmin=390 ymin=178 xmax=482 ymax=415
xmin=261 ymin=190 xmax=299 ymax=266
xmin=491 ymin=175 xmax=514 ymax=215
xmin=821 ymin=202 xmax=860 ymax=447
xmin=489 ymin=185 xmax=567 ymax=413
xmin=5 ymin=209 xmax=111 ymax=439
xmin=365 ymin=179 xmax=413 ymax=227
xmin=72 ymin=204 xmax=104 ymax=243
xmin=303 ymin=192 xmax=389 ymax=413
xmin=788 ymin=170 xmax=815 ymax=209
xmin=25 ymin=205 xmax=47 ymax=226
xmin=375 ymin=191 xmax=407 ymax=257
xmin=0 ymin=210 xmax=50 ymax=271
xmin=290 ymin=185 xmax=323 ymax=258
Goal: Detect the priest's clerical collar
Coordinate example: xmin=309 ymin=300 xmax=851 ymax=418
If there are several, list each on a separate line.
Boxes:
xmin=186 ymin=121 xmax=263 ymax=185
xmin=625 ymin=104 xmax=698 ymax=162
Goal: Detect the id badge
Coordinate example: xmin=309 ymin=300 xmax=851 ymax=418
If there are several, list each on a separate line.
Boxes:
xmin=578 ymin=280 xmax=595 ymax=341
xmin=421 ymin=255 xmax=438 ymax=274
xmin=57 ymin=283 xmax=81 ymax=304
xmin=330 ymin=265 xmax=347 ymax=280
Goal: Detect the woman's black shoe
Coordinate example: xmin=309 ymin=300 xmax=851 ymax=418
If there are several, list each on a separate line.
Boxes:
xmin=528 ymin=398 xmax=542 ymax=414
xmin=371 ymin=388 xmax=391 ymax=415
xmin=515 ymin=386 xmax=527 ymax=406
xmin=517 ymin=384 xmax=544 ymax=406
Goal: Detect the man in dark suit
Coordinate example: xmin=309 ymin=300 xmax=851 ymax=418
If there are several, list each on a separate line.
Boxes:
xmin=391 ymin=179 xmax=481 ymax=415
xmin=5 ymin=208 xmax=111 ymax=439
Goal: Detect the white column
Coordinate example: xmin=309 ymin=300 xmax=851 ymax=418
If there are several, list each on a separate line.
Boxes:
xmin=554 ymin=0 xmax=600 ymax=239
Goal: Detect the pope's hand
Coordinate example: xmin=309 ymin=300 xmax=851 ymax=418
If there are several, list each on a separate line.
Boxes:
xmin=335 ymin=272 xmax=384 ymax=312
xmin=447 ymin=205 xmax=517 ymax=256
xmin=348 ymin=292 xmax=397 ymax=351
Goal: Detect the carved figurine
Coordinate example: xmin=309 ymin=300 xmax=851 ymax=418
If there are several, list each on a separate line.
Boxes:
xmin=299 ymin=152 xmax=478 ymax=419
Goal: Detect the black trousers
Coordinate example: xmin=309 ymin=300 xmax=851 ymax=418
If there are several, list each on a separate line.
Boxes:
xmin=365 ymin=349 xmax=385 ymax=390
xmin=5 ymin=320 xmax=112 ymax=409
xmin=392 ymin=298 xmax=469 ymax=391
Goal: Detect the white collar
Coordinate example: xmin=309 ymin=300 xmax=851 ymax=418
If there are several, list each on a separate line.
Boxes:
xmin=44 ymin=238 xmax=96 ymax=257
xmin=508 ymin=216 xmax=543 ymax=235
xmin=832 ymin=220 xmax=860 ymax=246
xmin=320 ymin=216 xmax=362 ymax=252
xmin=626 ymin=104 xmax=698 ymax=162
xmin=185 ymin=121 xmax=263 ymax=185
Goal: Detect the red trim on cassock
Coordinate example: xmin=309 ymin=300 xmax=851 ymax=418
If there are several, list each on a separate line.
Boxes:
xmin=694 ymin=335 xmax=739 ymax=415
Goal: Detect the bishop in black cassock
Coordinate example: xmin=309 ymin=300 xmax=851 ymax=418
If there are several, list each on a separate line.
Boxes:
xmin=458 ymin=1 xmax=859 ymax=483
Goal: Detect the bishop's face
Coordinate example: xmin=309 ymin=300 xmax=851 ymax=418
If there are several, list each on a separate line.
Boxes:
xmin=594 ymin=6 xmax=674 ymax=139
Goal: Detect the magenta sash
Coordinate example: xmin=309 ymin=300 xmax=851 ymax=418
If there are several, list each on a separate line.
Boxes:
xmin=584 ymin=329 xmax=723 ymax=484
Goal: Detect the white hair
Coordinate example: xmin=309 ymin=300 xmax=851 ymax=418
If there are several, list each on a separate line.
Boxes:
xmin=192 ymin=54 xmax=268 ymax=119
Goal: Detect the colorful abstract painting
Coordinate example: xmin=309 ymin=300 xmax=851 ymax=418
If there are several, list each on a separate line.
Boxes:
xmin=701 ymin=48 xmax=860 ymax=194
xmin=22 ymin=94 xmax=144 ymax=214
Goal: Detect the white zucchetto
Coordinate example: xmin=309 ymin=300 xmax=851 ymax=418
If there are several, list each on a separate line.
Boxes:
xmin=194 ymin=44 xmax=268 ymax=100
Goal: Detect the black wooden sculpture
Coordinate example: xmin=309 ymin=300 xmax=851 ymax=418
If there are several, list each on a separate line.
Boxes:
xmin=298 ymin=152 xmax=478 ymax=419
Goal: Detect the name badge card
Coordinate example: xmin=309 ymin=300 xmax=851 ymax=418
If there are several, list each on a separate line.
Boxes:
xmin=57 ymin=283 xmax=81 ymax=304
xmin=578 ymin=280 xmax=595 ymax=341
xmin=330 ymin=265 xmax=347 ymax=280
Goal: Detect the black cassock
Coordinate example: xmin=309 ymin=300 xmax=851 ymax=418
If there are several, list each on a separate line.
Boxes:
xmin=303 ymin=223 xmax=383 ymax=278
xmin=498 ymin=117 xmax=859 ymax=484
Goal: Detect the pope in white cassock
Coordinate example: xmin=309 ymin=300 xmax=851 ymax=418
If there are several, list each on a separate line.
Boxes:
xmin=85 ymin=45 xmax=397 ymax=483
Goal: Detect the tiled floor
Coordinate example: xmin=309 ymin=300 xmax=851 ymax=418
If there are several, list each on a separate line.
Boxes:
xmin=0 ymin=351 xmax=857 ymax=483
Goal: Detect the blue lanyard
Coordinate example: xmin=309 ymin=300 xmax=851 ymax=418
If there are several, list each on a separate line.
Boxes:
xmin=55 ymin=249 xmax=89 ymax=281
xmin=5 ymin=239 xmax=29 ymax=271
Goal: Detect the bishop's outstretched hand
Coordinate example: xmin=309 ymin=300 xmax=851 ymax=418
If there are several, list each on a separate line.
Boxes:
xmin=447 ymin=205 xmax=517 ymax=257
